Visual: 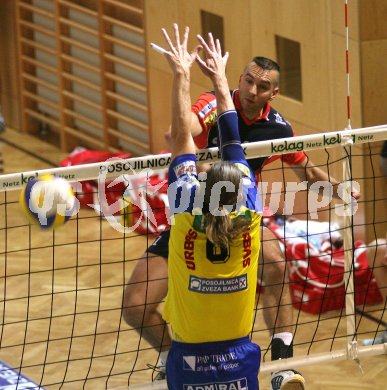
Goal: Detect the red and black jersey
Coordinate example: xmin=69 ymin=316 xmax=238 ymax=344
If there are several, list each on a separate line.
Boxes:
xmin=192 ymin=89 xmax=306 ymax=174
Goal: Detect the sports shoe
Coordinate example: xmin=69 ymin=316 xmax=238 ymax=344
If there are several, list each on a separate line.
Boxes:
xmin=271 ymin=369 xmax=305 ymax=390
xmin=147 ymin=363 xmax=167 ymax=381
xmin=154 ymin=370 xmax=166 ymax=380
xmin=362 ymin=330 xmax=387 ymax=346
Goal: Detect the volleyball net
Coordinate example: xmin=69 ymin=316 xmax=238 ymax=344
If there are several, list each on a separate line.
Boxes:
xmin=0 ymin=125 xmax=386 ymax=389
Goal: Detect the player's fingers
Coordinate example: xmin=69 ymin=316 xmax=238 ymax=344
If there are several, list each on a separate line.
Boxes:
xmin=173 ymin=23 xmax=182 ymax=54
xmin=196 ymin=55 xmax=214 ymax=74
xmin=161 ymin=27 xmax=176 ymax=54
xmin=207 ymin=32 xmax=216 ymax=51
xmin=190 ymin=45 xmax=202 ymax=60
xmin=196 ymin=34 xmax=211 ymax=55
xmin=182 ymin=26 xmax=189 ymax=50
xmin=195 ymin=55 xmax=206 ymax=70
xmin=223 ymin=51 xmax=229 ymax=66
xmin=215 ymin=38 xmax=222 ymax=55
xmin=351 ymin=191 xmax=361 ymax=200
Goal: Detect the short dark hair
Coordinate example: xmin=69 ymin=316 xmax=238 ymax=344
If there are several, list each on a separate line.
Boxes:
xmin=252 ymin=56 xmax=280 ymax=72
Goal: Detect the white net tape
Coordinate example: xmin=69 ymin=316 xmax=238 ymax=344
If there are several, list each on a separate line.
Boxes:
xmin=1 ymin=125 xmax=386 ymax=192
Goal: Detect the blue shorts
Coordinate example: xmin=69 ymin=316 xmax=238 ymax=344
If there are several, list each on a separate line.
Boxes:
xmin=147 ymin=229 xmax=170 ymax=258
xmin=166 ymin=336 xmax=261 ymax=389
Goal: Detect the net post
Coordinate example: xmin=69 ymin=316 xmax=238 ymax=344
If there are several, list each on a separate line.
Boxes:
xmin=340 ymin=140 xmax=358 ymax=361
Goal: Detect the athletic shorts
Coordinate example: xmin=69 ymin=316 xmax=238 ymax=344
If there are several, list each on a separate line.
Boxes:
xmin=166 ymin=336 xmax=261 ymax=390
xmin=381 ymin=140 xmax=387 ymax=157
xmin=147 ymin=229 xmax=170 ymax=258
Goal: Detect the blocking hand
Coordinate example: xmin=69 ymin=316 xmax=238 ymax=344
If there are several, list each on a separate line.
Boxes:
xmin=196 ymin=32 xmax=229 ymax=81
xmin=161 ymin=24 xmax=201 ymax=76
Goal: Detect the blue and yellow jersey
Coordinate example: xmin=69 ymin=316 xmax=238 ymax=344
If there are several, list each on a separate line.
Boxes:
xmin=164 ymin=128 xmax=262 ymax=343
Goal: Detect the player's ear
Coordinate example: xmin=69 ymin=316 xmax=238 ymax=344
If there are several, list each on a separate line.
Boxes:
xmin=270 ymin=87 xmax=279 ymax=101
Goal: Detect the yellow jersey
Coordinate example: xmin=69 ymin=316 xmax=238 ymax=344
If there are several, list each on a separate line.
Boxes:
xmin=164 ymin=208 xmax=261 ymax=343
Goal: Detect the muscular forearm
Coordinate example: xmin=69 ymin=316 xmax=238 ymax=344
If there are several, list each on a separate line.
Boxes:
xmin=306 ymin=165 xmax=341 ymax=198
xmin=171 ymin=72 xmax=192 ymax=141
xmin=293 ymin=160 xmax=341 ymax=198
xmin=165 ymin=111 xmax=202 ymax=149
xmin=212 ymin=76 xmax=233 ymax=115
xmin=161 ymin=24 xmax=199 ymax=157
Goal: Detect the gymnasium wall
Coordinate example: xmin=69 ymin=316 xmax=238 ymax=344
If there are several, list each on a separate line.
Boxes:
xmin=0 ymin=2 xmax=20 ymax=131
xmin=0 ymin=0 xmax=386 ymax=239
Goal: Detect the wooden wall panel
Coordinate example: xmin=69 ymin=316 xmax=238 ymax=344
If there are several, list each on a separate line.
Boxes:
xmin=144 ymin=0 xmax=178 ymax=76
xmin=359 ymin=40 xmax=387 ymax=126
xmin=144 ymin=0 xmax=177 ymax=152
xmin=11 ymin=0 xmax=150 ymax=155
xmin=330 ymin=35 xmax=363 ymax=130
xmin=145 ymin=0 xmax=252 ymax=151
xmin=250 ymin=0 xmax=333 ymax=133
xmin=177 ymin=0 xmax=252 ymax=88
xmin=330 ymin=0 xmax=360 ymax=40
xmin=0 ymin=2 xmax=21 ymax=130
xmin=145 ymin=0 xmax=252 ymax=91
xmin=146 ymin=0 xmax=252 ymax=88
xmin=146 ymin=67 xmax=172 ymax=151
xmin=359 ymin=0 xmax=387 ymax=41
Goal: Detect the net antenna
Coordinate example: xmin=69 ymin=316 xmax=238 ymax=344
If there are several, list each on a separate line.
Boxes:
xmin=345 ymin=0 xmax=352 ymax=132
xmin=342 ymin=0 xmax=359 ymax=366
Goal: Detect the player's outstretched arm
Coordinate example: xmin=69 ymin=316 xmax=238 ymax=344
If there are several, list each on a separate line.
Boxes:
xmin=160 ymin=24 xmax=201 ymax=159
xmin=292 ymin=158 xmax=361 ymax=200
xmin=196 ymin=33 xmax=231 ymax=116
xmin=196 ymin=33 xmax=245 ymax=165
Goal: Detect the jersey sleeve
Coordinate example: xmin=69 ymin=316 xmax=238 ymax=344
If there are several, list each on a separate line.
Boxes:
xmin=191 ymin=92 xmax=217 ymax=132
xmin=218 ymin=110 xmax=261 ymax=212
xmin=168 ymin=154 xmax=199 ymax=215
xmin=281 ymin=151 xmax=307 ymax=165
xmin=191 ymin=92 xmax=218 ymax=149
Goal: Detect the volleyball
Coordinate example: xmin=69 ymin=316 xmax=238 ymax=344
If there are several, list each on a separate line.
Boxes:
xmin=19 ymin=174 xmax=76 ymax=229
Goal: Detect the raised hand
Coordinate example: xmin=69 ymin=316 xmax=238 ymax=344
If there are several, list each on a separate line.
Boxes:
xmin=161 ymin=24 xmax=201 ymax=76
xmin=196 ymin=33 xmax=229 ymax=81
xmin=196 ymin=33 xmax=233 ymax=114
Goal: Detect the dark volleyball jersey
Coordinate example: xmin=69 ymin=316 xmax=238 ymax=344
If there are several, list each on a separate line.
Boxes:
xmin=192 ymin=89 xmax=307 ymax=173
xmin=381 ymin=140 xmax=387 ymax=157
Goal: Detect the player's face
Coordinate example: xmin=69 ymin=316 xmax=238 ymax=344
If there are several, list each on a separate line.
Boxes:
xmin=238 ymin=62 xmax=279 ymax=119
